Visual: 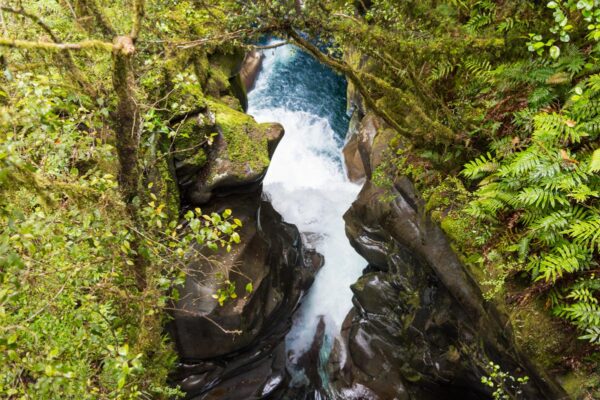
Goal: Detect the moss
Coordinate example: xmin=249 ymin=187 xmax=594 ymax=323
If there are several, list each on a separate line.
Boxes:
xmin=155 ymin=153 xmax=181 ymax=219
xmin=207 ymin=98 xmax=271 ymax=176
xmin=424 ymin=176 xmax=479 ymax=251
xmin=509 ymin=298 xmax=573 ymax=370
xmin=205 ymin=66 xmax=231 ymax=97
xmin=561 ymin=369 xmax=600 ymax=399
xmin=173 ymin=116 xmax=210 ymax=151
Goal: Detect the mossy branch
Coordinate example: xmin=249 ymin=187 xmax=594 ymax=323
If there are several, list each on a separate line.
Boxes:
xmin=130 ymin=0 xmax=145 ymax=41
xmin=284 ymin=28 xmax=415 ymax=141
xmin=0 ymin=37 xmax=114 ymax=51
xmin=0 ymin=6 xmax=97 ymax=95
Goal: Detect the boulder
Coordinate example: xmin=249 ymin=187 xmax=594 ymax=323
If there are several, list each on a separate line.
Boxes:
xmin=175 ymin=101 xmax=284 ymax=205
xmin=342 ymin=111 xmax=381 ymax=182
xmin=169 ymin=191 xmax=322 ymax=399
xmin=169 ymin=103 xmax=320 ymax=399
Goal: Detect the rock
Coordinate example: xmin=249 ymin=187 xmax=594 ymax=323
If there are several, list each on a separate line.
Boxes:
xmin=240 ymin=50 xmax=264 ymax=92
xmin=204 ymin=49 xmax=249 ymax=111
xmin=169 ymin=108 xmax=320 ymax=398
xmin=169 ymin=189 xmax=322 ymax=399
xmin=328 ymin=179 xmax=570 ymax=400
xmin=342 ymin=112 xmax=365 ymax=182
xmin=342 ymin=111 xmax=381 ymax=182
xmin=176 ymin=100 xmax=284 ymax=205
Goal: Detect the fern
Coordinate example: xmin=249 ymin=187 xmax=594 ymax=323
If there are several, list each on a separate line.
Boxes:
xmin=589 ymin=148 xmax=600 ymax=172
xmin=534 ymin=243 xmax=591 ymax=282
xmin=463 ymin=58 xmax=492 ymax=80
xmin=528 ymin=87 xmax=556 ymax=110
xmin=463 ymin=71 xmax=600 ymax=342
xmin=429 ymin=59 xmax=456 ymax=82
xmin=566 ymin=217 xmax=600 ymax=251
xmin=580 ymin=326 xmax=600 ymax=343
xmin=462 ymin=152 xmax=498 ymax=179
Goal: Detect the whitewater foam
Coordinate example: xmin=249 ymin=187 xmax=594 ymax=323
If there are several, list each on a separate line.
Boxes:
xmin=247 ymin=42 xmax=365 ymax=364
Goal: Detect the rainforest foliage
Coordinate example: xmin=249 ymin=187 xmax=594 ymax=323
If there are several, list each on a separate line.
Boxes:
xmin=1 ymin=0 xmax=599 ymax=398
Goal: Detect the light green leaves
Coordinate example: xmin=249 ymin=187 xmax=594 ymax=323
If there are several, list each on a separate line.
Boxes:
xmin=589 ymin=148 xmax=600 ymax=172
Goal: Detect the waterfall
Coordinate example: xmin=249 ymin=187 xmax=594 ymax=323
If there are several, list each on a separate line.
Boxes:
xmin=247 ymin=41 xmax=366 ymax=393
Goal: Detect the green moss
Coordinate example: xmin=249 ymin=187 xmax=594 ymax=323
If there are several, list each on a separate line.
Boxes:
xmin=561 ymin=369 xmax=600 ymax=399
xmin=155 ymin=153 xmax=181 ymax=219
xmin=173 ymin=117 xmax=209 ymax=151
xmin=424 ymin=176 xmax=479 ymax=250
xmin=205 ymin=66 xmax=231 ymax=96
xmin=510 ymin=298 xmax=572 ymax=370
xmin=207 ymin=99 xmax=271 ymax=175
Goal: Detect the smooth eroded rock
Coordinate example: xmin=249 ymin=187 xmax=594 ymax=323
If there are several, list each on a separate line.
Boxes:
xmin=240 ymin=50 xmax=264 ymax=92
xmin=328 ymin=179 xmax=569 ymax=400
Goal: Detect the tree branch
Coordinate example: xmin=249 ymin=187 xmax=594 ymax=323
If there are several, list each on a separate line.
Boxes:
xmin=284 ymin=28 xmax=416 ymax=141
xmin=0 ymin=6 xmax=98 ymax=95
xmin=130 ymin=0 xmax=145 ymax=41
xmin=0 ymin=37 xmax=114 ymax=51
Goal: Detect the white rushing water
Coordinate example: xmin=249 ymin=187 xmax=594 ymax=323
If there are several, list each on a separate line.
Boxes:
xmin=247 ymin=43 xmax=366 ymax=372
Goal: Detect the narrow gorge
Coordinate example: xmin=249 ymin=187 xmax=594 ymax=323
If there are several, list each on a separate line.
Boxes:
xmin=3 ymin=2 xmax=598 ymax=399
xmin=168 ymin=43 xmax=569 ymax=400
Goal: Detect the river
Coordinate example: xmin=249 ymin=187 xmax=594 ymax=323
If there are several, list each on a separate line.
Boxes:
xmin=247 ymin=41 xmax=366 ymax=397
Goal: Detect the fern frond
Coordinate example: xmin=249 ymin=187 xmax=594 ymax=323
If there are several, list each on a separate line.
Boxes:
xmin=566 ymin=217 xmax=600 ymax=251
xmin=535 ymin=243 xmax=591 ymax=282
xmin=461 ymin=152 xmax=498 ymax=179
xmin=579 ymin=326 xmax=600 ymax=343
xmin=517 ymin=187 xmax=569 ymax=209
xmin=429 ymin=59 xmax=455 ymax=82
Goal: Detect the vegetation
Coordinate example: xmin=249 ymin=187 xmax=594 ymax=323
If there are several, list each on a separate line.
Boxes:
xmin=1 ymin=0 xmax=599 ymax=398
xmin=232 ymin=0 xmax=600 ymax=395
xmin=0 ymin=1 xmax=249 ymax=398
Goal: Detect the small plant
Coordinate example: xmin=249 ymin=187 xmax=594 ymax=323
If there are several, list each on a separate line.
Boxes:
xmin=481 ymin=362 xmax=530 ymax=400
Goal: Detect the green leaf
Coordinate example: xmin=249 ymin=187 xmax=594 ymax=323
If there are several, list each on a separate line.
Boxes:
xmin=589 ymin=148 xmax=600 ymax=172
xmin=549 ymin=45 xmax=561 ymax=59
xmin=245 ymin=282 xmax=253 ymax=293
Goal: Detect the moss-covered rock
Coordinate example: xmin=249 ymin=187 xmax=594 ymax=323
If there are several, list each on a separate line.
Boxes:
xmin=181 ymin=99 xmax=284 ymax=205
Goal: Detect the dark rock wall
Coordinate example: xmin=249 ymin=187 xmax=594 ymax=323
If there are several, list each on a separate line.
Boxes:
xmin=328 ymin=178 xmax=568 ymax=399
xmin=168 ymin=50 xmax=320 ymax=400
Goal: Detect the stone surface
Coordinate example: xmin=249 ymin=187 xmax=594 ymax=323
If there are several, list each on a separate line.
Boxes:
xmin=240 ymin=50 xmax=264 ymax=92
xmin=342 ymin=111 xmax=381 ymax=182
xmin=328 ymin=178 xmax=569 ymax=400
xmin=169 ymin=190 xmax=322 ymax=399
xmin=176 ymin=102 xmax=284 ymax=206
xmin=169 ymin=117 xmax=320 ymax=399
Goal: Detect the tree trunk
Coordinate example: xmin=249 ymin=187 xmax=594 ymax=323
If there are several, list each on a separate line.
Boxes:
xmin=112 ymin=35 xmax=146 ymax=289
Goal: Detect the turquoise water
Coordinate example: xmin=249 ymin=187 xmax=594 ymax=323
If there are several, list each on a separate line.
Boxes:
xmin=248 ymin=40 xmax=365 ymax=397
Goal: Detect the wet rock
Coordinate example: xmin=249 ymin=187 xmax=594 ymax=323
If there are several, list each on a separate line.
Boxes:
xmin=169 ymin=188 xmax=321 ymax=399
xmin=329 ymin=179 xmax=570 ymax=400
xmin=175 ymin=102 xmax=284 ymax=206
xmin=169 ymin=111 xmax=320 ymax=398
xmin=240 ymin=50 xmax=264 ymax=92
xmin=342 ymin=112 xmax=386 ymax=182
